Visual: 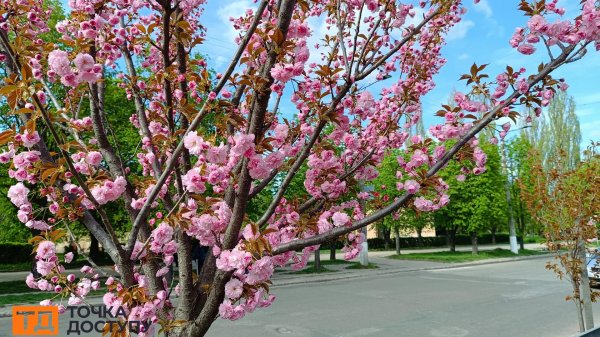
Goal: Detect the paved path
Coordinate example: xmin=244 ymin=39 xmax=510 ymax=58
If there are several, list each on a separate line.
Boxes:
xmin=0 ymin=256 xmax=589 ymax=337
xmin=205 ymin=258 xmax=589 ymax=337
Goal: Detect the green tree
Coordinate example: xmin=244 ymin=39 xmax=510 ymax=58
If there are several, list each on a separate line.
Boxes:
xmin=373 ymin=149 xmax=432 ymax=253
xmin=524 ymin=91 xmax=581 ymax=171
xmin=434 ymin=141 xmax=507 ymax=253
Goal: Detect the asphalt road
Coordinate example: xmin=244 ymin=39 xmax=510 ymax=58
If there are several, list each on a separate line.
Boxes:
xmin=1 ymin=257 xmax=593 ymax=337
xmin=206 ymin=258 xmax=591 ymax=337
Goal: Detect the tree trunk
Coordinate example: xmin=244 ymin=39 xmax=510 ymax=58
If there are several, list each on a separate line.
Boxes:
xmin=383 ymin=228 xmax=391 ymax=250
xmin=417 ymin=228 xmax=423 ymax=247
xmin=330 ymin=242 xmax=336 ymax=261
xmin=471 ymin=232 xmax=479 ymax=255
xmin=314 ymin=249 xmax=321 ymax=272
xmin=519 ymin=201 xmax=526 ymax=251
xmin=573 ymin=280 xmax=586 ymax=333
xmin=448 ymin=228 xmax=457 ymax=253
xmin=89 ymin=235 xmax=100 ymax=262
xmin=578 ymin=239 xmax=595 ymax=330
xmin=491 ymin=227 xmax=497 ymax=245
xmin=394 ymin=227 xmax=401 ymax=255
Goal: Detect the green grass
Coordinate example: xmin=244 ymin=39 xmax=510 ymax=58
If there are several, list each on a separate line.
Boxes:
xmin=388 ymin=248 xmax=545 ymax=263
xmin=0 ymin=254 xmax=113 ymax=272
xmin=0 ymin=290 xmax=105 ymax=306
xmin=346 ymin=262 xmax=379 ymax=270
xmin=0 ymin=262 xmax=31 ymax=272
xmin=0 ymin=280 xmax=37 ymax=295
xmin=307 ymin=259 xmax=352 ymax=266
xmin=290 ymin=265 xmax=337 ymax=274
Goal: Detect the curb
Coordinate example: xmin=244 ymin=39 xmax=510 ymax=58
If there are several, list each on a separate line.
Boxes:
xmin=271 ymin=253 xmax=552 ymax=287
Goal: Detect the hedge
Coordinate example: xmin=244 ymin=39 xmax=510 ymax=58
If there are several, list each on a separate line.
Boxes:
xmin=0 ymin=242 xmax=33 ymax=264
xmin=365 ymin=233 xmax=511 ymax=250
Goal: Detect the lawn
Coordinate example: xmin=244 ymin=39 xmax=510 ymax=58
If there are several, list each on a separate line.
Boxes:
xmin=388 ymin=248 xmax=546 ymax=263
xmin=346 ymin=262 xmax=379 ymax=270
xmin=0 ymin=254 xmax=112 ymax=272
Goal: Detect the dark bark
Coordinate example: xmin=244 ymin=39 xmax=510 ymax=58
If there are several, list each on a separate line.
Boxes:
xmin=314 ymin=249 xmax=321 ymax=272
xmin=416 ymin=228 xmax=423 ymax=247
xmin=471 ymin=232 xmax=479 ymax=255
xmin=329 ymin=243 xmax=336 ymax=261
xmin=89 ymin=235 xmax=100 ymax=261
xmin=491 ymin=227 xmax=497 ymax=245
xmin=383 ymin=227 xmax=392 ymax=249
xmin=448 ymin=227 xmax=457 ymax=253
xmin=394 ymin=227 xmax=401 ymax=255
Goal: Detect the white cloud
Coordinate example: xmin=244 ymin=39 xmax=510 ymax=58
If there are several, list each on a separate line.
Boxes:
xmin=580 ymin=120 xmax=600 ymax=141
xmin=458 ymin=53 xmax=470 ymax=60
xmin=446 ymin=20 xmax=475 ymax=41
xmin=216 ymin=1 xmax=254 ymax=44
xmin=473 ymin=0 xmax=493 ymax=18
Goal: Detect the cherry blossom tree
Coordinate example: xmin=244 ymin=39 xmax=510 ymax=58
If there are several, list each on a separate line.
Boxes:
xmin=1 ymin=0 xmax=599 ymax=336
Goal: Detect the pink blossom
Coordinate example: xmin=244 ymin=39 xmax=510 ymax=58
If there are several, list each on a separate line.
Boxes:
xmin=404 ymin=180 xmax=420 ymax=194
xmin=48 ymin=50 xmax=71 ymax=76
xmin=90 ymin=176 xmax=127 ymax=205
xmin=182 ymin=168 xmax=206 ymax=194
xmin=151 ymin=222 xmax=174 ymax=245
xmin=85 ymin=151 xmax=102 ymax=166
xmin=73 ymin=53 xmax=94 ymax=72
xmin=183 ymin=131 xmax=207 ymax=155
xmin=8 ymin=183 xmax=29 ymax=207
xmin=64 ymin=252 xmax=74 ymax=263
xmin=231 ymin=134 xmax=255 ymax=158
xmin=219 ymin=300 xmax=245 ymax=320
xmin=517 ymin=44 xmax=536 ymax=55
xmin=36 ymin=241 xmax=56 ymax=260
xmin=224 ymin=278 xmax=244 ymax=299
xmin=332 ymin=212 xmax=351 ymax=227
xmin=21 ymin=130 xmax=40 ymax=147
xmin=270 ymin=63 xmax=293 ymax=83
xmin=36 ymin=260 xmax=55 ymax=276
xmin=216 ymin=247 xmax=252 ymax=272
xmin=246 ymin=257 xmax=274 ymax=285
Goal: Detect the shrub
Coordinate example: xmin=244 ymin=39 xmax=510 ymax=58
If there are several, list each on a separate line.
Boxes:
xmin=0 ymin=242 xmax=33 ymax=264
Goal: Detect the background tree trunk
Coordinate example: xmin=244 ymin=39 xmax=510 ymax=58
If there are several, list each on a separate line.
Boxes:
xmin=89 ymin=235 xmax=100 ymax=262
xmin=417 ymin=228 xmax=423 ymax=247
xmin=519 ymin=201 xmax=526 ymax=251
xmin=491 ymin=227 xmax=497 ymax=245
xmin=394 ymin=227 xmax=401 ymax=255
xmin=314 ymin=249 xmax=321 ymax=272
xmin=448 ymin=228 xmax=457 ymax=252
xmin=471 ymin=232 xmax=479 ymax=255
xmin=383 ymin=228 xmax=391 ymax=250
xmin=330 ymin=243 xmax=336 ymax=261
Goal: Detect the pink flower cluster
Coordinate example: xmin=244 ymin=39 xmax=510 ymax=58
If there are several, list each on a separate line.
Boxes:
xmin=511 ymin=0 xmax=600 ymax=55
xmin=186 ymin=201 xmax=231 ymax=246
xmin=150 ymin=222 xmax=178 ymax=273
xmin=305 ymin=150 xmax=347 ymax=199
xmin=47 ymin=51 xmax=102 ymax=87
xmin=90 ymin=176 xmax=127 ymax=205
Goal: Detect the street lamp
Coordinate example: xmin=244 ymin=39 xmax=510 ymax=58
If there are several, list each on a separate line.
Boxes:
xmin=495 ymin=125 xmax=531 ymax=254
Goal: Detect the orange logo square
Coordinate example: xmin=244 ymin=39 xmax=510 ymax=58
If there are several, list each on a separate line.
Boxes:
xmin=12 ymin=306 xmax=59 ymax=335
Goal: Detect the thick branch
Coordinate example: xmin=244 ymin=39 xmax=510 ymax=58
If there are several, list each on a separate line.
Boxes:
xmin=272 ymin=44 xmax=577 ymax=255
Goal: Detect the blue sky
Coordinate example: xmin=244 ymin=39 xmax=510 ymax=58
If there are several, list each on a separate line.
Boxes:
xmin=196 ymin=0 xmax=600 ymax=144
